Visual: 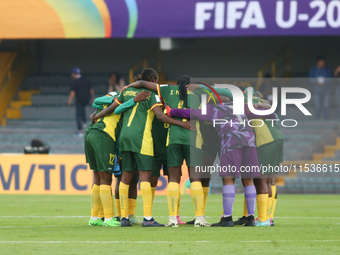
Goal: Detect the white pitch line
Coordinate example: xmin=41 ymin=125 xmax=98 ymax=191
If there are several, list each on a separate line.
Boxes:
xmin=0 ymin=240 xmax=338 ymax=244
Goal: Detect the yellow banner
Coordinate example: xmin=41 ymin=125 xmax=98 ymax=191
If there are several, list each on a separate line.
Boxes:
xmin=0 ymin=155 xmax=190 ymax=195
xmin=0 ymin=0 xmax=110 ymax=39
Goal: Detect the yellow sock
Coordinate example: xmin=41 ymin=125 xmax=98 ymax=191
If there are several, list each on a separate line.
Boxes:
xmin=151 ymin=187 xmax=156 ymax=203
xmin=267 ymin=195 xmax=272 ymax=220
xmin=202 ymin=187 xmax=209 ymax=215
xmin=167 ymin=182 xmax=179 ymax=217
xmin=140 ymin=182 xmax=152 ymax=217
xmin=270 ymin=185 xmax=277 ymax=218
xmin=177 ymin=189 xmax=181 ymax=215
xmin=91 ymin=184 xmax=101 ymax=217
xmin=272 ymin=198 xmax=277 ymax=218
xmin=119 ymin=183 xmax=130 ymax=218
xmin=128 ymin=198 xmax=137 ymax=216
xmin=115 ymin=199 xmax=121 ymax=217
xmin=257 ymin=194 xmax=268 ymax=222
xmin=100 ymin=185 xmax=113 ymax=220
xmin=243 ymin=197 xmax=248 ymax=217
xmin=191 ymin=182 xmax=204 ymax=217
xmin=111 ymin=195 xmax=115 ymax=218
xmin=98 ymin=204 xmax=104 ymax=218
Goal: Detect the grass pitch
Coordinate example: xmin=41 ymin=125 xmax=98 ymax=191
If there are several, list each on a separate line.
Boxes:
xmin=0 ymin=194 xmax=339 ymax=254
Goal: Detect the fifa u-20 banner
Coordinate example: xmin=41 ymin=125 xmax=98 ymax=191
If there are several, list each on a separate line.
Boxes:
xmin=0 ymin=155 xmax=189 ymax=195
xmin=0 ymin=0 xmax=339 ymax=39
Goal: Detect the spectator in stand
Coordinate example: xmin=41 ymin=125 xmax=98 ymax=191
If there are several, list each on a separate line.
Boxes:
xmin=309 ymin=56 xmax=333 ymax=119
xmin=334 ymin=66 xmax=340 ymax=118
xmin=68 ymin=68 xmax=94 ymax=136
xmin=108 ymin=72 xmax=125 ymax=93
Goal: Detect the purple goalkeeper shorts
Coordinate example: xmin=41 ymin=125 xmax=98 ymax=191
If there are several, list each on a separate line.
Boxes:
xmin=219 ymin=147 xmax=260 ymax=178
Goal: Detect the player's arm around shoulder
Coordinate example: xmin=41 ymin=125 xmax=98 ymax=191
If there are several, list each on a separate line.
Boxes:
xmin=90 ymin=101 xmax=120 ymax=124
xmin=152 ymin=106 xmax=195 ymax=131
xmin=123 ymin=80 xmax=158 ymax=92
xmin=150 ymin=92 xmax=196 ymax=131
xmin=114 ymin=90 xmax=151 ymax=115
xmin=91 ymin=94 xmax=123 ymax=123
xmin=157 ymin=84 xmax=172 ymax=102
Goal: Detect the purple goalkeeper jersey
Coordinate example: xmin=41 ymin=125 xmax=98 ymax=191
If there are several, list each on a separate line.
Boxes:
xmin=170 ymin=103 xmax=276 ymax=155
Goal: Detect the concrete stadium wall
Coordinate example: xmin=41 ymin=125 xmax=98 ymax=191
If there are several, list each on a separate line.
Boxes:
xmin=1 ymin=36 xmax=340 ymax=80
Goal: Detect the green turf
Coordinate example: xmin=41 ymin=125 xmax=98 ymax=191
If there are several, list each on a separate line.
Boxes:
xmin=0 ymin=194 xmax=339 ymax=254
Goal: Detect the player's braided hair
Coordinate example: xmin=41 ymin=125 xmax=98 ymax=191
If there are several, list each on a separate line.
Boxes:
xmin=177 ymin=75 xmax=191 ymax=108
xmin=134 ymin=68 xmax=158 ymax=82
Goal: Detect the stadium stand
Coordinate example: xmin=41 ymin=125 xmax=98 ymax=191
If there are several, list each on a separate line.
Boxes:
xmin=1 ymin=74 xmax=340 ymax=193
xmin=279 ymin=169 xmax=340 ymax=194
xmin=0 ymin=74 xmax=109 ymax=154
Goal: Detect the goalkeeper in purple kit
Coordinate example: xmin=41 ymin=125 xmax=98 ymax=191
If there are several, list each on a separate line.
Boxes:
xmin=166 ymin=100 xmax=277 ymax=226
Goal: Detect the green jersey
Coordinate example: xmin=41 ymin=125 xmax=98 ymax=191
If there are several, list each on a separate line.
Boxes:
xmin=157 ymin=84 xmax=203 ymax=149
xmin=116 ymin=87 xmax=163 ymax=156
xmin=251 ymin=119 xmax=284 ymax=148
xmin=86 ymin=99 xmax=122 ymax=157
xmin=92 ymin=109 xmax=122 ymax=142
xmin=89 ymin=92 xmax=123 ymax=142
xmin=85 ymin=108 xmax=103 ymax=135
xmin=85 ymin=122 xmax=94 ymax=135
xmin=92 ymin=91 xmax=119 ymax=110
xmin=247 ymin=93 xmax=284 ymax=148
xmin=152 ymin=118 xmax=169 ymax=164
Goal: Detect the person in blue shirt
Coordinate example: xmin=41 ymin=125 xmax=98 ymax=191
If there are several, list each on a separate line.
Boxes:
xmin=309 ymin=56 xmax=333 ymax=119
xmin=68 ymin=67 xmax=94 ymax=136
